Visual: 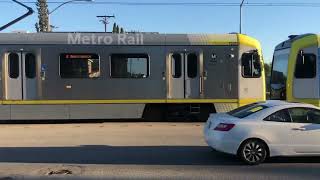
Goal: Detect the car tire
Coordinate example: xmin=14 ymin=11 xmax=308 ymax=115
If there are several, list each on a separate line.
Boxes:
xmin=238 ymin=139 xmax=267 ymax=165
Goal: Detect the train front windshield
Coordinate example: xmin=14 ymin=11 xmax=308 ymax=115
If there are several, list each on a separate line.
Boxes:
xmin=270 ymin=52 xmax=289 ymax=100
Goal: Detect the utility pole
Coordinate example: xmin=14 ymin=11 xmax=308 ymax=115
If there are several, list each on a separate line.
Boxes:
xmin=240 ymin=0 xmax=245 ymax=34
xmin=97 ymin=15 xmax=115 ymax=32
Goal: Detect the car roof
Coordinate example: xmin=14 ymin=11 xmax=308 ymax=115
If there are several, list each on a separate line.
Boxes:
xmin=255 ymin=100 xmax=319 ymax=109
xmin=239 ymin=100 xmax=320 ymax=120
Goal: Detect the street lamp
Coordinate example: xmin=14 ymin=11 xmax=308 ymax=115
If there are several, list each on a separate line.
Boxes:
xmin=239 ymin=0 xmax=245 ymax=34
xmin=47 ymin=0 xmax=93 ymax=32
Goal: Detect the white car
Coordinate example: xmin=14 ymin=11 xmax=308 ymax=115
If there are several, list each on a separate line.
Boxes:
xmin=204 ymin=100 xmax=320 ymax=165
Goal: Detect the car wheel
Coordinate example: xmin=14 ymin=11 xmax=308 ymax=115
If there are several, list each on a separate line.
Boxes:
xmin=238 ymin=139 xmax=267 ymax=165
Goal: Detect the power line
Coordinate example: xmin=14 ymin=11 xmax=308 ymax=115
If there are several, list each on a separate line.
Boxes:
xmin=1 ymin=1 xmax=320 ymax=7
xmin=246 ymin=3 xmax=320 ymax=7
xmin=0 ymin=1 xmax=239 ymax=6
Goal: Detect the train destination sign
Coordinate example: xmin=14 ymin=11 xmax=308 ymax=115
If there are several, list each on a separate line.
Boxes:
xmin=64 ymin=54 xmax=94 ymax=59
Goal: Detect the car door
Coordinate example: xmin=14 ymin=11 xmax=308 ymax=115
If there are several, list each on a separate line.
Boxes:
xmin=263 ymin=109 xmax=296 ymax=154
xmin=289 ymin=108 xmax=320 ymax=154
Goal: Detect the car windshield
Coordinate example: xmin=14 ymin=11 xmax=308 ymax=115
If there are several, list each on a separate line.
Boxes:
xmin=228 ymin=104 xmax=269 ymax=119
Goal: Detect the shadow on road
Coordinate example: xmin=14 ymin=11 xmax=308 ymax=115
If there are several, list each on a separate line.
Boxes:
xmin=0 ymin=119 xmax=205 ymax=124
xmin=268 ymin=156 xmax=320 ymax=164
xmin=0 ymin=145 xmax=319 ymax=165
xmin=0 ymin=145 xmax=239 ymax=165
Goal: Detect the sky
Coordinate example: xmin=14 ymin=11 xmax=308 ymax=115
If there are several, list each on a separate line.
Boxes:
xmin=1 ymin=0 xmax=320 ymax=63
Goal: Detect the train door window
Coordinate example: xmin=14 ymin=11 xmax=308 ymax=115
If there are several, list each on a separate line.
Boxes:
xmin=187 ymin=53 xmax=198 ymax=78
xmin=172 ymin=54 xmax=182 ymax=78
xmin=241 ymin=51 xmax=261 ymax=78
xmin=60 ymin=53 xmax=100 ymax=78
xmin=294 ymin=51 xmax=316 ymax=79
xmin=110 ymin=54 xmax=149 ymax=78
xmin=25 ymin=53 xmax=36 ymax=79
xmin=8 ymin=53 xmax=19 ymax=79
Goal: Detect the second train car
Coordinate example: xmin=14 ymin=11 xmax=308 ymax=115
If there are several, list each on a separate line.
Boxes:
xmin=0 ymin=32 xmax=265 ymax=121
xmin=271 ymin=34 xmax=320 ymax=106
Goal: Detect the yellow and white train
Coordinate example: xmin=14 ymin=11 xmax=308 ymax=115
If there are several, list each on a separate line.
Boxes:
xmin=271 ymin=34 xmax=320 ymax=106
xmin=0 ymin=32 xmax=265 ymax=121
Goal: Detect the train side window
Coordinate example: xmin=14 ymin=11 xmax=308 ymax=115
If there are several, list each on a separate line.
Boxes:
xmin=187 ymin=53 xmax=198 ymax=78
xmin=172 ymin=54 xmax=182 ymax=78
xmin=25 ymin=53 xmax=36 ymax=79
xmin=295 ymin=51 xmax=316 ymax=79
xmin=110 ymin=54 xmax=149 ymax=78
xmin=8 ymin=53 xmax=19 ymax=79
xmin=60 ymin=53 xmax=100 ymax=78
xmin=241 ymin=51 xmax=261 ymax=78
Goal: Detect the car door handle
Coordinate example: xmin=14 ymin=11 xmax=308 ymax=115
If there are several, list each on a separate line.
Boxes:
xmin=292 ymin=127 xmax=306 ymax=131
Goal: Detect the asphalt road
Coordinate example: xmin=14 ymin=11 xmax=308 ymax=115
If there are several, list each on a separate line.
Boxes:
xmin=0 ymin=122 xmax=319 ymax=179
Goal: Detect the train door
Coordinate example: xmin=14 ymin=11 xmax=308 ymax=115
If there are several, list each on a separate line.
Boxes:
xmin=168 ymin=52 xmax=201 ymax=99
xmin=5 ymin=52 xmax=37 ymax=100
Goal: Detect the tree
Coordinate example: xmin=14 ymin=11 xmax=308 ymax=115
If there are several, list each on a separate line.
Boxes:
xmin=116 ymin=25 xmax=120 ymax=33
xmin=264 ymin=63 xmax=271 ymax=77
xmin=112 ymin=23 xmax=117 ymax=33
xmin=112 ymin=23 xmax=125 ymax=34
xmin=35 ymin=0 xmax=49 ymax=32
xmin=35 ymin=23 xmax=40 ymax=32
xmin=264 ymin=63 xmax=272 ymax=98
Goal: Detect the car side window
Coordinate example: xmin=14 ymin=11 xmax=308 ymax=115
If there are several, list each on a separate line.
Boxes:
xmin=307 ymin=109 xmax=320 ymax=124
xmin=288 ymin=108 xmax=310 ymax=123
xmin=264 ymin=109 xmax=291 ymax=122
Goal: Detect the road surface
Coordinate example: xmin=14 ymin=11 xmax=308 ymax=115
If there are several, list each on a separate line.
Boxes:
xmin=0 ymin=122 xmax=319 ymax=179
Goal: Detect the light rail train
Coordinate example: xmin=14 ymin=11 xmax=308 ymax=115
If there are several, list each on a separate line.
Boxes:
xmin=0 ymin=32 xmax=265 ymax=121
xmin=271 ymin=34 xmax=320 ymax=106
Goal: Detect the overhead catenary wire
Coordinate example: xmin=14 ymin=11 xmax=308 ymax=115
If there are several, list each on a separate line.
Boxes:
xmin=1 ymin=1 xmax=320 ymax=7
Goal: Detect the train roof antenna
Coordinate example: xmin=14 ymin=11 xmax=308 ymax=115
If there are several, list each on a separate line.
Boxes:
xmin=0 ymin=0 xmax=34 ymax=32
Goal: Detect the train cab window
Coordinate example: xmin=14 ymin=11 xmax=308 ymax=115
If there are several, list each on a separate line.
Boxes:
xmin=172 ymin=54 xmax=182 ymax=78
xmin=8 ymin=53 xmax=19 ymax=79
xmin=187 ymin=53 xmax=198 ymax=78
xmin=270 ymin=53 xmax=289 ymax=100
xmin=25 ymin=53 xmax=36 ymax=79
xmin=60 ymin=53 xmax=100 ymax=78
xmin=110 ymin=54 xmax=149 ymax=78
xmin=294 ymin=51 xmax=316 ymax=79
xmin=241 ymin=51 xmax=261 ymax=78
